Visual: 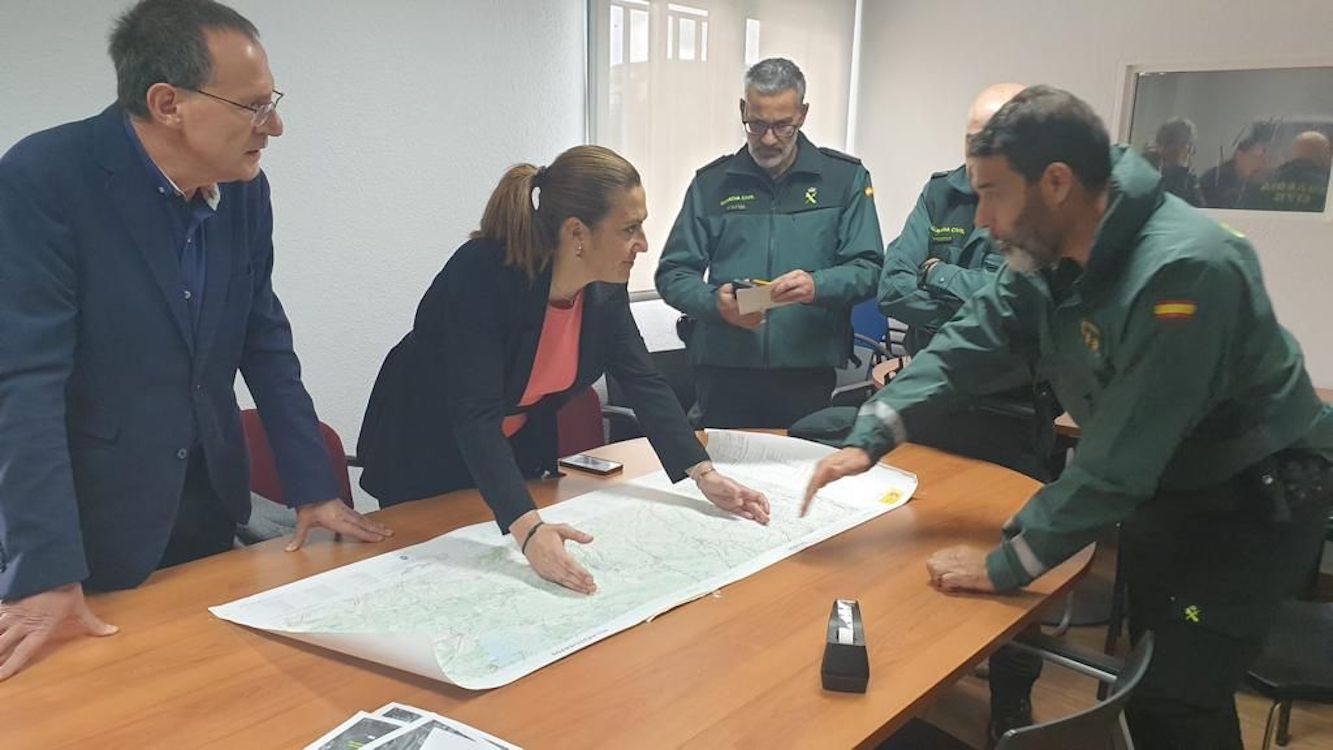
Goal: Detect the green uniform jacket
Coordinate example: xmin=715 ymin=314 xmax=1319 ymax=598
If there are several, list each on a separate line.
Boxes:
xmin=879 ymin=165 xmax=1041 ymax=420
xmin=878 ymin=165 xmax=1006 ymax=355
xmin=846 ymin=146 xmax=1333 ymax=592
xmin=655 ymin=134 xmax=884 ymax=369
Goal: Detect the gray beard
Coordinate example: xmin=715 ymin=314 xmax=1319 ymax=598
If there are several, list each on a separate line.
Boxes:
xmin=749 ymin=144 xmax=792 ymax=170
xmin=1000 ymin=241 xmax=1059 ymax=274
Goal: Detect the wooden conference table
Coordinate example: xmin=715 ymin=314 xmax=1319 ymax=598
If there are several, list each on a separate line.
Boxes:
xmin=1 ymin=437 xmax=1091 ymax=749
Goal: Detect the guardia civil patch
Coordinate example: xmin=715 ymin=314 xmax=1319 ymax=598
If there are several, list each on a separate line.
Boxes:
xmin=719 ymin=193 xmax=756 ymax=211
xmin=1154 ymin=300 xmax=1197 ymax=320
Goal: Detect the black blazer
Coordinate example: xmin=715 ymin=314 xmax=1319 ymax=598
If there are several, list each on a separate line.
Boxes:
xmin=358 ymin=239 xmax=707 ymax=532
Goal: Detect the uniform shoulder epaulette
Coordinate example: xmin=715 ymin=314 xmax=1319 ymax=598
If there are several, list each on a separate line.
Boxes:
xmin=697 ymin=153 xmax=733 ymax=174
xmin=817 ymin=146 xmax=862 ymax=165
xmin=929 ymin=169 xmax=953 ymax=180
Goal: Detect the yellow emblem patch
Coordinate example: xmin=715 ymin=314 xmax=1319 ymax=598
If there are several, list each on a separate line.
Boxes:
xmin=1080 ymin=319 xmax=1101 ymax=355
xmin=804 ymin=186 xmax=819 ymax=205
xmin=1154 ymin=300 xmax=1197 ymax=320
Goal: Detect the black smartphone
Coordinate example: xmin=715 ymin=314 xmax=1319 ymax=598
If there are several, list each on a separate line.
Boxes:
xmin=558 ymin=453 xmax=624 ymax=476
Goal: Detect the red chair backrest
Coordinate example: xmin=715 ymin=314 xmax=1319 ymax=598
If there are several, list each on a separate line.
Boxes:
xmin=556 ymin=387 xmax=606 ymax=457
xmin=240 ymin=409 xmax=354 ymax=507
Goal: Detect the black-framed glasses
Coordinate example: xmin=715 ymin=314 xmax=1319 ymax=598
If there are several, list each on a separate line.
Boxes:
xmin=186 ymin=87 xmax=284 ymax=127
xmin=743 ymin=119 xmax=798 ymax=139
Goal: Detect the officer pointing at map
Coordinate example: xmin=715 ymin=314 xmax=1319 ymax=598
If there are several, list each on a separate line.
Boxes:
xmin=803 ymin=85 xmax=1333 ymax=750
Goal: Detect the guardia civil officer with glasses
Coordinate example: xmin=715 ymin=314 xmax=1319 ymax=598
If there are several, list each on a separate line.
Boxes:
xmin=0 ymin=0 xmax=390 ymax=681
xmin=656 ymin=57 xmax=884 ymax=429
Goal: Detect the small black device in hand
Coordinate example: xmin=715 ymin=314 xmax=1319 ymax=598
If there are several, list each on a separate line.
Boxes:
xmin=821 ymin=598 xmax=869 ymax=693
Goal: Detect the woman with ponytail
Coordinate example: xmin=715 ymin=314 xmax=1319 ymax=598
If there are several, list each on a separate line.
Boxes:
xmin=358 ymin=146 xmax=769 ymax=594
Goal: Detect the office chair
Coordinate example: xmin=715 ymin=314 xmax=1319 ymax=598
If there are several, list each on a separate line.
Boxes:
xmin=556 ymin=386 xmax=641 ymax=456
xmin=1245 ymin=599 xmax=1333 ymax=748
xmin=848 ymin=298 xmax=895 ymax=378
xmin=604 ymin=348 xmax=695 ymax=442
xmin=240 ymin=408 xmax=354 ymax=507
xmin=880 ymin=632 xmax=1155 ymax=750
xmin=996 ymin=631 xmax=1154 ymax=749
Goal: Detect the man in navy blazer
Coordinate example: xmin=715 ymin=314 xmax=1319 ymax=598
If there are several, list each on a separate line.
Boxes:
xmin=0 ymin=0 xmax=391 ymax=680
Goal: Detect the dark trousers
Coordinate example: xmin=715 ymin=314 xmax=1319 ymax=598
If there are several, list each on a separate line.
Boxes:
xmin=157 ymin=451 xmax=237 ymax=570
xmin=1122 ymin=451 xmax=1333 ymax=750
xmin=989 ymin=634 xmax=1044 ymax=712
xmin=693 ymin=366 xmax=835 ymax=429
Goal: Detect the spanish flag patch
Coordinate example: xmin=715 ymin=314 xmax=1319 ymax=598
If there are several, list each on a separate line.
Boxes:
xmin=1154 ymin=300 xmax=1197 ymax=320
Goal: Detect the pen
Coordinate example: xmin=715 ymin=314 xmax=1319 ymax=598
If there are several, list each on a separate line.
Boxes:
xmin=734 ymin=278 xmax=770 ymax=287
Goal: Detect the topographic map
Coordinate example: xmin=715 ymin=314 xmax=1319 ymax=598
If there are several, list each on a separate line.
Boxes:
xmin=211 ymin=431 xmax=916 ymax=689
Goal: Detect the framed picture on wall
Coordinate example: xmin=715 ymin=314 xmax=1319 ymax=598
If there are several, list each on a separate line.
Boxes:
xmin=1118 ymin=63 xmax=1333 ymax=213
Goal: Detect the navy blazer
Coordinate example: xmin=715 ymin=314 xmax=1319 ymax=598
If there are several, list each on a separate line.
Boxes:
xmin=357 ymin=238 xmax=708 ymax=532
xmin=0 ymin=106 xmax=338 ymax=599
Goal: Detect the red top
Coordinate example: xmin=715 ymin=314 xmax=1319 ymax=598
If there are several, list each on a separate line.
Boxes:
xmin=502 ymin=292 xmax=584 ymax=437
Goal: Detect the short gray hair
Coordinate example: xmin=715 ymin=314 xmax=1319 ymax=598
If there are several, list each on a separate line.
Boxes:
xmin=744 ymin=57 xmax=805 ymax=101
xmin=109 ymin=0 xmax=260 ymax=118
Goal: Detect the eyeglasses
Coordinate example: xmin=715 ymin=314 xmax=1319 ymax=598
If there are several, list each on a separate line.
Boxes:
xmin=186 ymin=87 xmax=285 ymax=127
xmin=743 ymin=119 xmax=798 ymax=139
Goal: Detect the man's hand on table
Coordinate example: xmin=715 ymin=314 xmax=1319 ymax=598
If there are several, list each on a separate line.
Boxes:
xmin=926 ymin=546 xmax=997 ymax=593
xmin=801 ymin=447 xmax=874 ymax=516
xmin=0 ymin=582 xmax=118 ymax=681
xmin=287 ymin=498 xmax=394 ymax=552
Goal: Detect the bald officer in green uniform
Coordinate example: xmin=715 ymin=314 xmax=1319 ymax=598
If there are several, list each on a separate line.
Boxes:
xmin=656 ymin=57 xmax=883 ymax=429
xmin=805 ymin=86 xmax=1333 ymax=750
xmin=1256 ymin=130 xmax=1330 ymax=212
xmin=879 ymin=82 xmax=1057 ymax=483
xmin=879 ymin=82 xmax=1049 ymax=743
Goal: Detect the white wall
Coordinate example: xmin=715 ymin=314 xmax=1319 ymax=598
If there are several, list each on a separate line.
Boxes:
xmin=0 ymin=0 xmax=586 ymax=506
xmin=855 ymin=0 xmax=1333 ymax=386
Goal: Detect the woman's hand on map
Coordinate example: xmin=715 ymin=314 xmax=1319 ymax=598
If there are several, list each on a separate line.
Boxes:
xmin=695 ymin=469 xmax=771 ymax=524
xmin=512 ymin=512 xmax=598 ymax=595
